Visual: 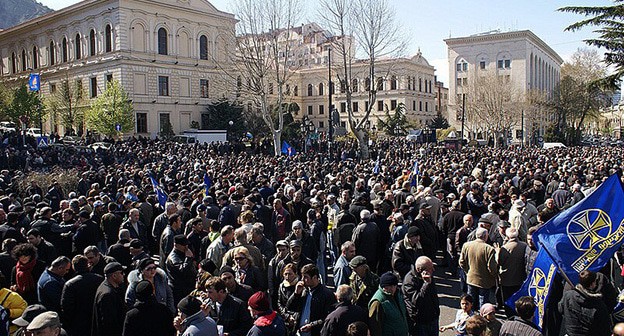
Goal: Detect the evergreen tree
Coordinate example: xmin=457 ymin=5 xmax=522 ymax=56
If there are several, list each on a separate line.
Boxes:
xmin=85 ymin=80 xmax=134 ymax=138
xmin=559 ymin=1 xmax=624 ymax=88
xmin=377 ymin=102 xmax=410 ymax=136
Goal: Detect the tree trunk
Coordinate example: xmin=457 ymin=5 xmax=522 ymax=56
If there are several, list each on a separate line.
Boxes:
xmin=272 ymin=130 xmax=282 ymax=156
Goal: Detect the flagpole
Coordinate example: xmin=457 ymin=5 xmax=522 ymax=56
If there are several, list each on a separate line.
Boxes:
xmin=538 ymin=241 xmax=575 ymax=288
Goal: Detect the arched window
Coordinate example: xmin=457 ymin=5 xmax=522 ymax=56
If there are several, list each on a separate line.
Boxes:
xmin=75 ymin=33 xmax=82 ymax=59
xmin=105 ymin=24 xmax=113 ymax=52
xmin=293 ymin=86 xmax=298 ymax=96
xmin=32 ymin=46 xmax=38 ymax=69
xmin=21 ymin=49 xmax=26 ymax=72
xmin=390 ymin=75 xmax=397 ymax=90
xmin=62 ymin=37 xmax=68 ymax=62
xmin=89 ymin=29 xmax=96 ymax=56
xmin=318 ymin=83 xmax=324 ymax=96
xmin=352 ymin=78 xmax=359 ymax=92
xmin=365 ymin=77 xmax=371 ymax=91
xmin=49 ymin=41 xmax=55 ymax=66
xmin=307 ymin=84 xmax=313 ymax=96
xmin=157 ymin=28 xmax=167 ymax=55
xmin=11 ymin=52 xmax=16 ymax=74
xmin=376 ymin=77 xmax=383 ymax=91
xmin=199 ymin=35 xmax=208 ymax=60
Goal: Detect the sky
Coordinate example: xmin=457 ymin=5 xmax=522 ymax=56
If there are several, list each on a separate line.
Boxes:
xmin=38 ymin=0 xmax=612 ymax=86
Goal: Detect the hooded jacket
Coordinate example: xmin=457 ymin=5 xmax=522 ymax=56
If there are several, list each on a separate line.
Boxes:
xmin=558 ymin=284 xmax=611 ymax=336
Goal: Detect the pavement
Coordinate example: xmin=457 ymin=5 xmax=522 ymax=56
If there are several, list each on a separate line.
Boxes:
xmin=434 ymin=264 xmax=463 ymax=334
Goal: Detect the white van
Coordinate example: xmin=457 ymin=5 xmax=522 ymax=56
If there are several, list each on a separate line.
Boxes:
xmin=542 ymin=142 xmax=566 ymax=149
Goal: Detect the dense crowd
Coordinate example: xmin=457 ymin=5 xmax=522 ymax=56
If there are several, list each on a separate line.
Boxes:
xmin=0 ymin=132 xmax=623 ymax=336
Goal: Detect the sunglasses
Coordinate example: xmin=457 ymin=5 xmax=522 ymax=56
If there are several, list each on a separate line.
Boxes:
xmin=234 ymin=257 xmax=245 ymax=261
xmin=145 ymin=266 xmax=157 ymax=271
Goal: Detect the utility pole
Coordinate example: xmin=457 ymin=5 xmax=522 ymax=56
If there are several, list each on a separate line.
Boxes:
xmin=328 ymin=47 xmax=333 ymax=150
xmin=521 ymin=109 xmax=524 ymax=148
xmin=461 ymin=93 xmax=466 ymax=146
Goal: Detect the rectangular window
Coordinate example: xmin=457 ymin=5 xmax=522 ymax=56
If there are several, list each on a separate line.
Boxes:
xmin=377 ymin=100 xmax=384 ymax=111
xmin=200 ymin=79 xmax=209 ymax=98
xmin=504 ymin=59 xmax=511 ymax=69
xmin=456 ymin=63 xmax=462 ymax=72
xmin=50 ymin=83 xmax=56 ymax=94
xmin=365 ymin=101 xmax=369 ymax=111
xmin=456 ymin=78 xmax=462 ymax=87
xmin=412 ymin=101 xmax=416 ymax=110
xmin=390 ymin=100 xmax=397 ymax=110
xmin=158 ymin=76 xmax=169 ymax=96
xmin=497 ymin=60 xmax=504 ymax=69
xmin=340 ymin=121 xmax=346 ymax=127
xmin=425 ymin=102 xmax=428 ymax=112
xmin=419 ymin=101 xmax=422 ymax=111
xmin=90 ymin=77 xmax=97 ymax=98
xmin=319 ymin=105 xmax=324 ymax=115
xmin=307 ymin=106 xmax=313 ymax=115
xmin=106 ymin=74 xmax=113 ymax=83
xmin=480 ymin=61 xmax=486 ymax=70
xmin=340 ymin=102 xmax=346 ymax=113
xmin=352 ymin=102 xmax=359 ymax=112
xmin=159 ymin=113 xmax=170 ymax=132
xmin=319 ymin=121 xmax=324 ymax=128
xmin=462 ymin=63 xmax=468 ymax=71
xmin=136 ymin=113 xmax=147 ymax=133
xmin=462 ymin=78 xmax=468 ymax=86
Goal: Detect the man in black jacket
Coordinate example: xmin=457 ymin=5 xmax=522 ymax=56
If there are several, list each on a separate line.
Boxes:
xmin=165 ymin=235 xmax=196 ymax=305
xmin=351 ymin=210 xmax=381 ymax=273
xmin=287 ymin=264 xmax=336 ymax=336
xmin=320 ymin=285 xmax=368 ymax=336
xmin=92 ymin=262 xmax=127 ymax=336
xmin=402 ymin=256 xmax=440 ymax=336
xmin=61 ymin=255 xmax=104 ymax=336
xmin=205 ymin=276 xmax=253 ymax=336
xmin=122 ymin=280 xmax=176 ymax=336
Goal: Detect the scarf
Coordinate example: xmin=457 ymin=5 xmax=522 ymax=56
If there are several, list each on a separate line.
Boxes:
xmin=15 ymin=259 xmax=36 ymax=294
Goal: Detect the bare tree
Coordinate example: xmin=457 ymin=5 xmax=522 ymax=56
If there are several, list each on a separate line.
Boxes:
xmin=463 ymin=70 xmax=525 ymax=146
xmin=47 ymin=77 xmax=84 ymax=135
xmin=221 ymin=0 xmax=304 ymax=156
xmin=318 ymin=0 xmax=406 ymax=159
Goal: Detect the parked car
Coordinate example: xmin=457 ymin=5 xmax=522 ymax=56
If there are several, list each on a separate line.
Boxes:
xmin=0 ymin=121 xmax=16 ymax=133
xmin=26 ymin=128 xmax=43 ymax=137
xmin=89 ymin=142 xmax=113 ymax=151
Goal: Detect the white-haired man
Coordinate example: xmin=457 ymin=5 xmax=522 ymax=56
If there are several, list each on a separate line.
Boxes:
xmin=497 ymin=227 xmax=528 ymax=317
xmin=351 ymin=210 xmax=381 ymax=273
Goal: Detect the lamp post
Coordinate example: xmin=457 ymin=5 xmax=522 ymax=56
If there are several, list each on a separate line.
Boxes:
xmin=327 ymin=47 xmax=333 ymax=147
xmin=228 ymin=120 xmax=233 ymax=142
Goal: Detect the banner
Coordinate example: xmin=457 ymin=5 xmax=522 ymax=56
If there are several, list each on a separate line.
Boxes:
xmin=148 ymin=172 xmax=168 ymax=207
xmin=281 ymin=141 xmax=296 ymax=156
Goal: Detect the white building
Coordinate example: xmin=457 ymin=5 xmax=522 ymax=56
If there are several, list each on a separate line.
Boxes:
xmin=0 ymin=0 xmax=236 ymax=137
xmin=445 ymin=30 xmax=563 ymax=144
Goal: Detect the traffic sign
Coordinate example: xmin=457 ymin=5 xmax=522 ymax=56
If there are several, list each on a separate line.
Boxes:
xmin=37 ymin=136 xmax=48 ymax=148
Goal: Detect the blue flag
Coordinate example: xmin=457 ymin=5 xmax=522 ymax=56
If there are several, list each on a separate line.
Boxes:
xmin=534 ymin=173 xmax=624 ymax=284
xmin=505 ymin=248 xmax=557 ymax=329
xmin=410 ymin=160 xmax=419 ymax=187
xmin=373 ymin=157 xmax=380 ymax=174
xmin=148 ymin=173 xmax=168 ymax=207
xmin=281 ymin=141 xmax=296 ymax=156
xmin=203 ymin=173 xmax=212 ymax=195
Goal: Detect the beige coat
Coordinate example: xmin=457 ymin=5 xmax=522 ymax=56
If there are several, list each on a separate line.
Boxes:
xmin=459 ymin=238 xmax=498 ymax=289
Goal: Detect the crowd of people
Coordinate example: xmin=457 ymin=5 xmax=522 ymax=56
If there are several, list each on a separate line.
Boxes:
xmin=0 ymin=132 xmax=623 ymax=336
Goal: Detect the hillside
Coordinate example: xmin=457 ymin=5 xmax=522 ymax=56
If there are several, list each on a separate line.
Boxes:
xmin=0 ymin=0 xmax=53 ymax=30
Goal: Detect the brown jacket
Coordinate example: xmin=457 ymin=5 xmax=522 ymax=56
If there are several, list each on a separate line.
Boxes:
xmin=459 ymin=238 xmax=498 ymax=289
xmin=497 ymin=238 xmax=528 ymax=286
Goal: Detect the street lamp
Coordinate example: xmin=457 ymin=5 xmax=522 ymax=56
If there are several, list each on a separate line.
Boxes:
xmin=228 ymin=120 xmax=233 ymax=142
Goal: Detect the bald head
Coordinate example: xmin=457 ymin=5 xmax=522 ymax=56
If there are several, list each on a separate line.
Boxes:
xmin=613 ymin=323 xmax=624 ymax=336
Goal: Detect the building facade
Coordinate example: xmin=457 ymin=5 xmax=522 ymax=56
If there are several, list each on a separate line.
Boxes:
xmin=445 ymin=30 xmax=563 ymax=144
xmin=0 ymin=0 xmax=236 ymax=137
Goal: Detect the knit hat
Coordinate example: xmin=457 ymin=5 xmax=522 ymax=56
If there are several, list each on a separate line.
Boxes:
xmin=379 ymin=272 xmax=399 ymax=287
xmin=220 ymin=265 xmax=235 ymax=276
xmin=480 ymin=303 xmax=496 ymax=316
xmin=137 ymin=258 xmax=155 ymax=272
xmin=247 ymin=291 xmax=270 ymax=312
xmin=349 ymin=256 xmax=367 ymax=269
xmin=135 ymin=280 xmax=154 ymax=301
xmin=407 ymin=226 xmax=421 ymax=237
xmin=177 ymin=296 xmax=202 ymax=316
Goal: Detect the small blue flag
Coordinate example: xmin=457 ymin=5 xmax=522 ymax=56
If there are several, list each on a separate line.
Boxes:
xmin=148 ymin=172 xmax=168 ymax=207
xmin=410 ymin=160 xmax=419 ymax=187
xmin=29 ymin=74 xmax=40 ymax=92
xmin=281 ymin=140 xmax=296 ymax=156
xmin=203 ymin=173 xmax=212 ymax=195
xmin=373 ymin=157 xmax=380 ymax=174
xmin=246 ymin=132 xmax=253 ymax=139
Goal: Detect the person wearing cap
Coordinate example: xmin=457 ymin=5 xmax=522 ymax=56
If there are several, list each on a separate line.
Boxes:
xmin=320 ymin=285 xmax=368 ymax=336
xmin=538 ymin=198 xmax=559 ymax=224
xmin=122 ymin=280 xmax=176 ymax=336
xmin=165 ymin=234 xmax=197 ymax=305
xmin=267 ymin=240 xmax=289 ymax=305
xmin=203 ymin=276 xmax=253 ymax=336
xmin=93 ymin=262 xmax=127 ymax=336
xmin=466 ymin=217 xmax=494 ymax=244
xmin=286 ymin=264 xmax=336 ymax=336
xmin=368 ymin=271 xmax=408 ymax=336
xmin=508 ymin=200 xmax=529 ymax=240
xmin=286 ymin=220 xmax=316 ymax=263
xmin=478 ymin=303 xmax=502 ymax=336
xmin=459 ymin=227 xmax=498 ymax=310
xmin=412 ymin=203 xmax=437 ymax=261
xmin=351 ymin=210 xmax=381 ymax=274
xmin=276 ymin=240 xmax=314 ymax=282
xmin=391 ymin=226 xmax=424 ymax=280
xmin=467 ymin=183 xmax=487 ymax=221
xmin=126 ymin=258 xmax=174 ymax=313
xmin=489 ymin=214 xmax=511 ymax=247
xmin=219 ymin=265 xmax=254 ymax=303
xmin=36 ymin=256 xmax=70 ymax=314
xmin=402 ymin=256 xmax=439 ymax=335
xmin=333 ymin=241 xmax=356 ymax=287
xmin=61 ymin=255 xmax=103 ymax=336
xmin=25 ymin=311 xmax=61 ymax=336
xmin=217 ymin=194 xmax=237 ymax=231
xmin=348 ymin=256 xmax=379 ymax=310
xmin=441 ymin=200 xmax=466 ymax=274
xmin=246 ymin=291 xmax=287 ymax=336
xmin=174 ymin=295 xmax=218 ymax=336
xmin=12 ymin=304 xmax=54 ymax=336
xmin=497 ymin=227 xmax=528 ymax=318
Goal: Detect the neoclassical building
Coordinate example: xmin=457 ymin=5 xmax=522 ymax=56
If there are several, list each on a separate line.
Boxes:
xmin=0 ymin=0 xmax=236 ymax=136
xmin=445 ymin=30 xmax=563 ymax=144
